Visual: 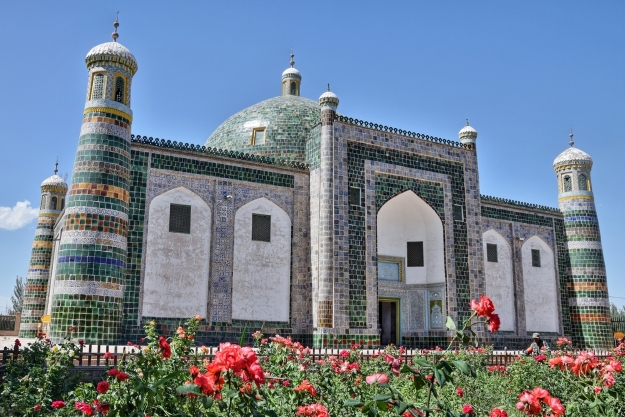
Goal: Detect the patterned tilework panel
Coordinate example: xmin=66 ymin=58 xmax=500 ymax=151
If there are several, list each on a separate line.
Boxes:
xmin=121 ymin=150 xmax=149 ymax=340
xmin=347 ymin=141 xmax=470 ymax=325
xmin=206 ymin=95 xmax=321 ymax=164
xmin=313 ymin=333 xmax=381 ymax=349
xmin=20 ymin=213 xmax=58 ymax=336
xmin=305 ymin=125 xmax=321 ymax=171
xmin=150 ymin=153 xmax=294 ymax=188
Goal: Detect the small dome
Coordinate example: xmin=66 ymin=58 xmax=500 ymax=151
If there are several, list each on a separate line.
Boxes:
xmin=458 ymin=120 xmax=477 ymax=144
xmin=85 ymin=42 xmax=138 ymax=75
xmin=282 ymin=67 xmax=301 ymax=80
xmin=319 ymin=88 xmax=339 ymax=110
xmin=553 ymin=146 xmax=593 ymax=171
xmin=41 ymin=175 xmax=68 ymax=192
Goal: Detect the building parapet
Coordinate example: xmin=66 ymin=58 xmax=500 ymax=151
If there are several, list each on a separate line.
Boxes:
xmin=481 ymin=194 xmax=561 ymax=214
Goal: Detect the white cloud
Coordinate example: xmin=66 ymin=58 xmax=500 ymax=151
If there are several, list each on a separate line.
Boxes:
xmin=0 ymin=201 xmax=39 ymax=231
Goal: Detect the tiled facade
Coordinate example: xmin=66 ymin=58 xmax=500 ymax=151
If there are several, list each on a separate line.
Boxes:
xmin=24 ymin=35 xmax=614 ymax=349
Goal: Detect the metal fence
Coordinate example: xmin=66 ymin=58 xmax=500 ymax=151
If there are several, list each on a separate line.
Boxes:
xmin=612 ymin=317 xmax=625 ymax=334
xmin=0 ymin=316 xmax=16 ymax=331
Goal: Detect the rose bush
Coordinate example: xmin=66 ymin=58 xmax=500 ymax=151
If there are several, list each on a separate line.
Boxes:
xmin=1 ymin=297 xmax=624 ymax=416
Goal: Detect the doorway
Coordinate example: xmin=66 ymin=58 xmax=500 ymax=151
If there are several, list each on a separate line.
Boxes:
xmin=379 ymin=299 xmax=399 ymax=346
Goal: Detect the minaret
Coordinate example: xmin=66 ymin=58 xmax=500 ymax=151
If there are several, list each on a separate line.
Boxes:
xmin=281 ymin=51 xmax=302 ymax=96
xmin=554 ymin=130 xmax=612 ymax=349
xmin=458 ymin=119 xmax=478 ymax=146
xmin=19 ymin=162 xmax=68 ymax=337
xmin=49 ymin=15 xmax=137 ymax=344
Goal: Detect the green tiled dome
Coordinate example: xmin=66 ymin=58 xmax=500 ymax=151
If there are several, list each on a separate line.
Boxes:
xmin=205 ymin=95 xmax=320 ymax=163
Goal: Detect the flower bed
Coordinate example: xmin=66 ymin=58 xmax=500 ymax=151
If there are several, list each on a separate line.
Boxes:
xmin=1 ymin=298 xmax=624 ymax=416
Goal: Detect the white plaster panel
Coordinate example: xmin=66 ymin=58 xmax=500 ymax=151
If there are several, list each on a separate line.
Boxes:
xmin=232 ymin=198 xmax=291 ymax=322
xmin=522 ymin=236 xmax=559 ymax=333
xmin=377 ymin=191 xmax=445 ymax=285
xmin=143 ymin=187 xmax=211 ymax=318
xmin=482 ymin=230 xmax=515 ymax=331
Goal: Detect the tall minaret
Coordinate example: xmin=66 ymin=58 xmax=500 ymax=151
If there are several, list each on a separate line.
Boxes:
xmin=49 ymin=16 xmax=137 ymax=344
xmin=281 ymin=51 xmax=301 ymax=96
xmin=554 ymin=130 xmax=612 ymax=349
xmin=19 ymin=163 xmax=68 ymax=337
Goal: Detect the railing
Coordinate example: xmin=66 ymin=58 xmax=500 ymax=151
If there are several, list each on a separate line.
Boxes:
xmin=612 ymin=317 xmax=625 ymax=334
xmin=0 ymin=314 xmax=20 ymax=336
xmin=480 ymin=194 xmax=561 ymax=213
xmin=333 ymin=114 xmax=474 ymax=150
xmin=130 ymin=135 xmax=310 ymax=172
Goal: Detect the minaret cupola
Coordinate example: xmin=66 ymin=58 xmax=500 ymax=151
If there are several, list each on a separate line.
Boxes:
xmin=282 ymin=51 xmax=302 ymax=96
xmin=318 ymin=84 xmax=339 ymax=111
xmin=458 ymin=119 xmax=478 ymax=145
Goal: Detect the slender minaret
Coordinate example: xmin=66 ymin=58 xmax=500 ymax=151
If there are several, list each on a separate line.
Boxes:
xmin=19 ymin=162 xmax=68 ymax=337
xmin=554 ymin=130 xmax=612 ymax=349
xmin=281 ymin=51 xmax=301 ymax=96
xmin=49 ymin=15 xmax=137 ymax=343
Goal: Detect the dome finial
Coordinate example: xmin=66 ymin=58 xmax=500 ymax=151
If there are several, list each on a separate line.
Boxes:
xmin=569 ymin=127 xmax=574 ymax=147
xmin=327 ymin=83 xmax=330 ymax=92
xmin=112 ymin=11 xmax=119 ymax=42
xmin=54 ymin=157 xmax=58 ymax=175
xmin=466 ymin=119 xmax=469 ymax=126
xmin=290 ymin=48 xmax=295 ymax=68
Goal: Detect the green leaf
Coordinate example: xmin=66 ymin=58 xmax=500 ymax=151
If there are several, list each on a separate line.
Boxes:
xmin=413 ymin=375 xmax=426 ymax=391
xmin=153 ymin=370 xmax=183 ymax=387
xmin=176 ymin=384 xmax=201 ymax=395
xmin=344 ymin=399 xmax=364 ymax=407
xmin=401 ymin=364 xmax=419 ymax=374
xmin=373 ymin=394 xmax=392 ymax=402
xmin=239 ymin=324 xmax=247 ymax=346
xmin=445 ymin=316 xmax=456 ymax=331
xmin=376 ymin=401 xmax=390 ymax=411
xmin=222 ymin=388 xmax=239 ymax=400
xmin=452 ymin=360 xmax=472 ymax=376
xmin=413 ymin=359 xmax=432 ymax=368
xmin=434 ymin=368 xmax=446 ymax=387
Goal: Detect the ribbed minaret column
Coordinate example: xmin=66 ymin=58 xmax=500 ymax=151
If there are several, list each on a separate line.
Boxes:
xmin=49 ymin=23 xmax=138 ymax=344
xmin=554 ymin=133 xmax=612 ymax=349
xmin=314 ymin=88 xmax=340 ymax=334
xmin=19 ymin=171 xmax=67 ymax=337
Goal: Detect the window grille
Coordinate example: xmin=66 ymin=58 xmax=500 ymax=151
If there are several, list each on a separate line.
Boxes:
xmin=114 ymin=76 xmax=125 ymax=103
xmin=91 ymin=73 xmax=105 ymax=100
xmin=486 ymin=243 xmax=498 ymax=262
xmin=290 ymin=81 xmax=297 ymax=95
xmin=531 ymin=249 xmax=541 ymax=267
xmin=453 ymin=204 xmax=464 ymax=221
xmin=252 ymin=214 xmax=271 ymax=242
xmin=407 ymin=241 xmax=424 ymax=267
xmin=51 ymin=197 xmax=57 ymax=210
xmin=40 ymin=196 xmax=46 ymax=208
xmin=349 ymin=187 xmax=361 ymax=206
xmin=563 ymin=175 xmax=572 ymax=192
xmin=169 ymin=204 xmax=191 ymax=234
xmin=579 ymin=174 xmax=588 ymax=191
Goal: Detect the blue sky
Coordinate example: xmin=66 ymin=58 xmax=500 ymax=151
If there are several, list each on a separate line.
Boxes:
xmin=0 ymin=1 xmax=623 ymax=311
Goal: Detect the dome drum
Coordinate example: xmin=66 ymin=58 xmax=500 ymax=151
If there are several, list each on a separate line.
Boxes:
xmin=85 ymin=42 xmax=138 ymax=76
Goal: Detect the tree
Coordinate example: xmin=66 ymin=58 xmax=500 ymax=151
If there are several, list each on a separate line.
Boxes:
xmin=610 ymin=302 xmax=625 ymax=320
xmin=9 ymin=276 xmax=24 ymax=315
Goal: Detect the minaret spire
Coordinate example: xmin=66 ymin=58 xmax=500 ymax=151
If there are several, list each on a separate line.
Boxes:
xmin=569 ymin=127 xmax=574 ymax=147
xmin=54 ymin=157 xmax=58 ymax=175
xmin=112 ymin=12 xmax=119 ymax=42
xmin=290 ymin=49 xmax=295 ymax=68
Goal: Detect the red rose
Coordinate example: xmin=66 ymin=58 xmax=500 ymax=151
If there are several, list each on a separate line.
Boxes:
xmin=116 ymin=371 xmax=129 ymax=382
xmin=97 ymin=380 xmax=110 ymax=394
xmin=51 ymin=400 xmax=66 ymax=409
xmin=489 ymin=409 xmax=507 ymax=417
xmin=462 ymin=404 xmax=474 ymax=414
xmin=190 ymin=365 xmax=200 ymax=378
xmin=294 ymin=380 xmax=317 ymax=396
xmin=488 ymin=313 xmax=501 ymax=333
xmin=75 ymin=401 xmax=94 ymax=416
xmin=33 ymin=405 xmax=41 ymax=411
xmin=158 ymin=336 xmax=172 ymax=359
xmin=456 ymin=387 xmax=464 ymax=398
xmin=470 ymin=296 xmax=495 ymax=317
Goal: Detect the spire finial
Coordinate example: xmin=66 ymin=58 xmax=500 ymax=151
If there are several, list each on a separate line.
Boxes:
xmin=466 ymin=119 xmax=469 ymax=126
xmin=569 ymin=127 xmax=574 ymax=147
xmin=327 ymin=83 xmax=330 ymax=92
xmin=290 ymin=49 xmax=295 ymax=68
xmin=54 ymin=157 xmax=58 ymax=175
xmin=112 ymin=12 xmax=119 ymax=42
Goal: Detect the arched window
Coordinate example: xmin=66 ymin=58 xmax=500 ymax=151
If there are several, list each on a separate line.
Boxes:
xmin=563 ymin=175 xmax=572 ymax=192
xmin=60 ymin=198 xmax=65 ymax=210
xmin=40 ymin=195 xmax=46 ymax=208
xmin=578 ymin=173 xmax=588 ymax=191
xmin=290 ymin=81 xmax=296 ymax=95
xmin=51 ymin=197 xmax=57 ymax=210
xmin=114 ymin=76 xmax=125 ymax=103
xmin=91 ymin=73 xmax=105 ymax=100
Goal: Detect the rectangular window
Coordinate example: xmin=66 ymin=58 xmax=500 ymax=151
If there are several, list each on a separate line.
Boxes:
xmin=531 ymin=249 xmax=541 ymax=267
xmin=169 ymin=204 xmax=191 ymax=234
xmin=251 ymin=128 xmax=266 ymax=145
xmin=252 ymin=214 xmax=271 ymax=242
xmin=486 ymin=243 xmax=498 ymax=262
xmin=406 ymin=241 xmax=424 ymax=267
xmin=453 ymin=204 xmax=464 ymax=222
xmin=91 ymin=73 xmax=105 ymax=100
xmin=349 ymin=187 xmax=361 ymax=206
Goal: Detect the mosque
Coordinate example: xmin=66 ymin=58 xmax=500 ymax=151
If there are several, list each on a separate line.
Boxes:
xmin=19 ymin=21 xmax=613 ymax=349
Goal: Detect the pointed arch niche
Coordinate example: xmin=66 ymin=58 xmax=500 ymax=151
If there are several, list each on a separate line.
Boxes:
xmin=482 ymin=230 xmax=515 ymax=331
xmin=232 ymin=198 xmax=292 ymax=322
xmin=522 ymin=236 xmax=559 ymax=333
xmin=142 ymin=187 xmax=211 ymax=318
xmin=377 ymin=190 xmax=445 ymax=285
